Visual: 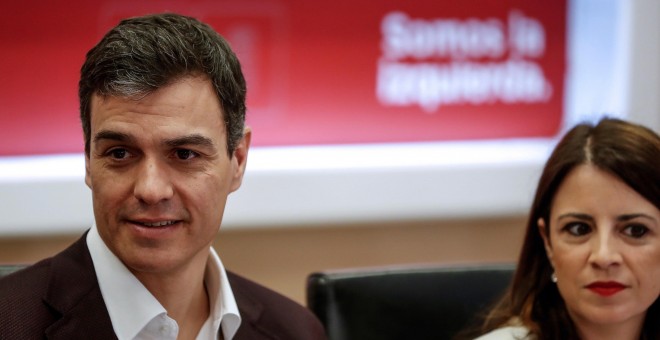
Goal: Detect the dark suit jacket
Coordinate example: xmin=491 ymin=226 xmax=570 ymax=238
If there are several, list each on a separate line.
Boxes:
xmin=0 ymin=234 xmax=327 ymax=340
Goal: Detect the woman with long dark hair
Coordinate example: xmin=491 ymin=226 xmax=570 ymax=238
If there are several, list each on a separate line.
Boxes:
xmin=474 ymin=118 xmax=660 ymax=340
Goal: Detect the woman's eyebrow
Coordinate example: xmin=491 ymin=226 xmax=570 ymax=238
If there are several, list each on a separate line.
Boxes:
xmin=618 ymin=214 xmax=657 ymax=222
xmin=557 ymin=213 xmax=658 ymax=223
xmin=557 ymin=213 xmax=594 ymax=222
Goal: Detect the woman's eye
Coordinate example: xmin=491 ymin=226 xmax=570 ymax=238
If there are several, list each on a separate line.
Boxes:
xmin=175 ymin=149 xmax=197 ymax=160
xmin=564 ymin=222 xmax=591 ymax=236
xmin=622 ymin=224 xmax=648 ymax=238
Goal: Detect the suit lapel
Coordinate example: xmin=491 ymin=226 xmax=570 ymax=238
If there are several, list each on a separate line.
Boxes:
xmin=229 ymin=273 xmax=277 ymax=340
xmin=42 ymin=234 xmax=117 ymax=340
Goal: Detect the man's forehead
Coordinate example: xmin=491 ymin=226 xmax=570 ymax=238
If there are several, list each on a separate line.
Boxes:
xmin=90 ymin=88 xmax=224 ymax=121
xmin=90 ymin=74 xmax=220 ymax=107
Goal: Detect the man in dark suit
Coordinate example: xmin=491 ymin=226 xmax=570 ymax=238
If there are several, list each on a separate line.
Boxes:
xmin=0 ymin=13 xmax=326 ymax=340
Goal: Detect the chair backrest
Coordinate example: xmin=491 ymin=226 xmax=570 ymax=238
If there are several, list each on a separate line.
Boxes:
xmin=307 ymin=263 xmax=514 ymax=340
xmin=0 ymin=265 xmax=26 ymax=278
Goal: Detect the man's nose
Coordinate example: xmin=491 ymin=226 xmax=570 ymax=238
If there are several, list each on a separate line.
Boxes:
xmin=133 ymin=158 xmax=174 ymax=205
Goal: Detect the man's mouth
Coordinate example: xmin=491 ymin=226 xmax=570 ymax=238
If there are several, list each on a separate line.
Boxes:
xmin=134 ymin=220 xmax=179 ymax=227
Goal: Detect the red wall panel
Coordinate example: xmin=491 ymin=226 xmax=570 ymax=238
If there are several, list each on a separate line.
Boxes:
xmin=0 ymin=0 xmax=567 ymax=156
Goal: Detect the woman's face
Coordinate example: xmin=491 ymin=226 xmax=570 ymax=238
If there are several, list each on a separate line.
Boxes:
xmin=540 ymin=164 xmax=660 ymax=331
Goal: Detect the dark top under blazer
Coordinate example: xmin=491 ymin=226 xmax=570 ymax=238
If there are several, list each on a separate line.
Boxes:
xmin=0 ymin=233 xmax=326 ymax=340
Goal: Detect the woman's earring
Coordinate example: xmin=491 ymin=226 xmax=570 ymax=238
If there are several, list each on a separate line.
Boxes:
xmin=551 ymin=272 xmax=558 ymax=283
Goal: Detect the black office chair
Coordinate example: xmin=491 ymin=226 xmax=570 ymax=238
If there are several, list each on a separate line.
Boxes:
xmin=307 ymin=263 xmax=514 ymax=340
xmin=0 ymin=265 xmax=25 ymax=278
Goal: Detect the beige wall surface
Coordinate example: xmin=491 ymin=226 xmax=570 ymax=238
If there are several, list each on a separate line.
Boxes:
xmin=0 ymin=216 xmax=526 ymax=304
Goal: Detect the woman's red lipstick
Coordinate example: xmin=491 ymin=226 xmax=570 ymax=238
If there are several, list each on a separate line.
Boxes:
xmin=586 ymin=282 xmax=626 ymax=297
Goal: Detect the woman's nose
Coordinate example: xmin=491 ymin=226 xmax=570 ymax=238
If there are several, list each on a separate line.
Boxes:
xmin=588 ymin=232 xmax=622 ymax=269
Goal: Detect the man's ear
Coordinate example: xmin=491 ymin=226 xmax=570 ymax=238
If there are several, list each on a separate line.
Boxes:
xmin=229 ymin=127 xmax=251 ymax=192
xmin=538 ymin=218 xmax=555 ymax=267
xmin=85 ymin=152 xmax=92 ymax=189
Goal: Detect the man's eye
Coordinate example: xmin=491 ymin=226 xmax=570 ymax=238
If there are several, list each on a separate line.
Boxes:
xmin=109 ymin=148 xmax=129 ymax=159
xmin=175 ymin=149 xmax=198 ymax=160
xmin=622 ymin=224 xmax=649 ymax=238
xmin=564 ymin=222 xmax=591 ymax=236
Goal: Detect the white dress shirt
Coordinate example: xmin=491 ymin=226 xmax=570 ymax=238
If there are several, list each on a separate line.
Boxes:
xmin=87 ymin=225 xmax=241 ymax=340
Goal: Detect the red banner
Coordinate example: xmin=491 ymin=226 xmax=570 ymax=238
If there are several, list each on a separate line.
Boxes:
xmin=0 ymin=0 xmax=567 ymax=156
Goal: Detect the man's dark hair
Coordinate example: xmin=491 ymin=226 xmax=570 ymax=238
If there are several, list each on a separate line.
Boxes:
xmin=79 ymin=13 xmax=246 ymax=156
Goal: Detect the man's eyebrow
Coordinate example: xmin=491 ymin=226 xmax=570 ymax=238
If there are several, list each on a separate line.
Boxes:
xmin=93 ymin=130 xmax=135 ymax=144
xmin=164 ymin=134 xmax=216 ymax=150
